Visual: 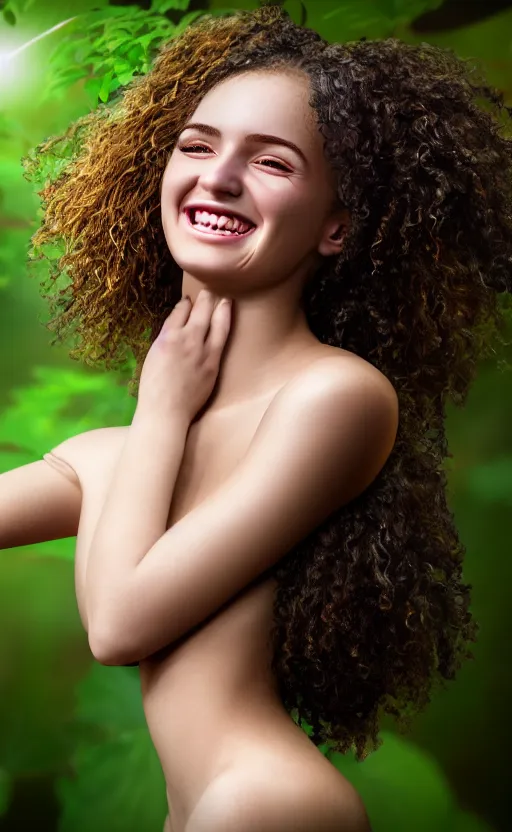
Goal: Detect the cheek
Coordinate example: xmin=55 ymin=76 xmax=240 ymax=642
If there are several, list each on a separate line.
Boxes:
xmin=280 ymin=202 xmax=317 ymax=233
xmin=160 ymin=167 xmax=186 ymax=218
xmin=161 ymin=154 xmax=182 ymax=190
xmin=161 ymin=165 xmax=176 ymax=197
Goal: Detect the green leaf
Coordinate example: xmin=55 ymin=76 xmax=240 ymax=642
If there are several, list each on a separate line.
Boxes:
xmin=150 ymin=0 xmax=193 ymax=12
xmin=56 ymin=729 xmax=168 ymax=832
xmin=113 ymin=58 xmax=132 ymax=74
xmin=2 ymin=7 xmax=15 ymax=26
xmin=330 ymin=730 xmax=458 ymax=832
xmin=56 ymin=663 xmax=167 ymax=832
xmin=0 ymin=359 xmax=135 ymax=561
xmin=127 ymin=44 xmax=144 ymax=63
xmin=319 ymin=0 xmax=444 ymax=34
xmin=75 ymin=664 xmax=146 ymax=735
xmin=172 ymin=10 xmax=209 ymax=37
xmin=57 ymin=664 xmax=167 ymax=832
xmin=0 ymin=365 xmax=136 ymax=477
xmin=138 ymin=31 xmax=166 ymax=49
xmin=81 ymin=6 xmax=141 ymax=21
xmin=98 ymin=70 xmax=115 ymax=102
xmin=84 ymin=76 xmax=103 ymax=107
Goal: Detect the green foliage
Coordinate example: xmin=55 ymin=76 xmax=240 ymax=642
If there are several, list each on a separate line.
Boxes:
xmin=319 ymin=0 xmax=444 ymax=28
xmin=0 ymin=1 xmax=509 ymax=830
xmin=40 ymin=5 xmax=176 ymax=106
xmin=209 ymin=0 xmax=446 ymax=36
xmin=56 ymin=664 xmax=168 ymax=832
xmin=0 ymin=364 xmax=135 ymax=467
xmin=331 ymin=731 xmax=494 ymax=832
xmin=38 ymin=0 xmax=238 ymax=108
xmin=0 ymin=554 xmax=90 ymax=781
xmin=0 ymin=111 xmax=37 ymax=292
xmin=1 ymin=0 xmax=37 ymax=27
xmin=334 ymin=730 xmax=457 ymax=831
xmin=0 ymin=363 xmax=136 ymax=559
xmin=57 ymin=729 xmax=168 ymax=832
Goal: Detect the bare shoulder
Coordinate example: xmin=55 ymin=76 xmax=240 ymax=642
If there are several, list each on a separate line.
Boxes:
xmin=52 ymin=426 xmax=129 ymax=488
xmin=297 ymin=346 xmax=398 ymax=409
xmin=280 ymin=348 xmax=399 ymax=452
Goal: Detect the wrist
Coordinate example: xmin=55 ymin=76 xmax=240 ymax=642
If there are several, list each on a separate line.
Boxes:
xmin=132 ymin=404 xmax=191 ymax=433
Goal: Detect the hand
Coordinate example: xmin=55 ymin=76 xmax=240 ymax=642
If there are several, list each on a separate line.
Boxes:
xmin=136 ymin=290 xmax=232 ymax=423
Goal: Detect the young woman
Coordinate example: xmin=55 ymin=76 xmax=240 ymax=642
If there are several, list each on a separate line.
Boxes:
xmin=8 ymin=4 xmax=512 ymax=831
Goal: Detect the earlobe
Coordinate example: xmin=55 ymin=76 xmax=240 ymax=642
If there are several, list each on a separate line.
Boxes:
xmin=318 ymin=208 xmax=350 ymax=257
xmin=318 ymin=224 xmax=348 ymax=257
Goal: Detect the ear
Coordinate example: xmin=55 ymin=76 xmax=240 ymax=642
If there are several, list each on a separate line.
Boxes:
xmin=317 ymin=208 xmax=351 ymax=257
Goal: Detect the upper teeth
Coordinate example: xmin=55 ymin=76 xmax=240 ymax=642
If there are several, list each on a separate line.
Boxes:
xmin=190 ymin=209 xmax=252 ymax=233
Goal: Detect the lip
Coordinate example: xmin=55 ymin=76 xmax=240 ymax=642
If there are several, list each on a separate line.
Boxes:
xmin=183 ymin=208 xmax=257 ymax=242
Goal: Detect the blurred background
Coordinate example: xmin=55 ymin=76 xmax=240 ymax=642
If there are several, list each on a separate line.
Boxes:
xmin=0 ymin=1 xmax=511 ymax=830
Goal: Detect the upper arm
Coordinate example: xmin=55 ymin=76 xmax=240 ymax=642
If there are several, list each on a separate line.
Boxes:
xmin=100 ymin=360 xmax=398 ymax=664
xmin=0 ymin=426 xmax=125 ymax=552
xmin=0 ymin=437 xmax=82 ymax=550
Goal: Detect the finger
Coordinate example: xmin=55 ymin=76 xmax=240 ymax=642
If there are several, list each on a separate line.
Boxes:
xmin=187 ymin=290 xmax=217 ymax=337
xmin=205 ymin=300 xmax=231 ymax=355
xmin=167 ymin=296 xmax=192 ymax=328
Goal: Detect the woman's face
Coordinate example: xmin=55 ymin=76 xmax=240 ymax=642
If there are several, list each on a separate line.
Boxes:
xmin=160 ymin=70 xmax=345 ymax=297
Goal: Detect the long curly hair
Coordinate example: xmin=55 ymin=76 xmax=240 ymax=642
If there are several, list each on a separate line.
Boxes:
xmin=23 ymin=4 xmax=512 ymax=760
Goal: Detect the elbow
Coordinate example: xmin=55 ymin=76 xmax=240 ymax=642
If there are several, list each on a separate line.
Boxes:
xmin=88 ymin=618 xmax=132 ymax=666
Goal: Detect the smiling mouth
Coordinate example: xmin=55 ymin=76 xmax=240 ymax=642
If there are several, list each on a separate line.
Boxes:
xmin=184 ymin=208 xmax=256 ymax=238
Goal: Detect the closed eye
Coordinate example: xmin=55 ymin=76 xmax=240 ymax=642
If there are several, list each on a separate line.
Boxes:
xmin=178 ymin=144 xmax=291 ymax=172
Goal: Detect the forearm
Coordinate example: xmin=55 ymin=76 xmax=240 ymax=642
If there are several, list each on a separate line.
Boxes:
xmin=86 ymin=408 xmax=190 ymax=638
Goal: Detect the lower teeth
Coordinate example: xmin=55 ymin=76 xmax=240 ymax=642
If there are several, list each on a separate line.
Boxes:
xmin=194 ymin=222 xmax=242 ymax=235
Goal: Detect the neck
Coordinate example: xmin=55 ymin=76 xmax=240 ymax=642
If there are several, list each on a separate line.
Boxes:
xmin=182 ymin=273 xmax=320 ymax=417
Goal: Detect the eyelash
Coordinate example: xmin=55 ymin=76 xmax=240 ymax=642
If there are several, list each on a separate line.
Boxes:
xmin=178 ymin=143 xmax=291 ymax=172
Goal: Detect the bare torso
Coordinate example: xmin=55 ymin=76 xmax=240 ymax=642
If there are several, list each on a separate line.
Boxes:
xmin=71 ymin=340 xmax=370 ymax=831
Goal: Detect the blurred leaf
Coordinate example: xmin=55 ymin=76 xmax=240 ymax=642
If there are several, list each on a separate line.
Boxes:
xmin=0 ymin=364 xmax=135 ymax=468
xmin=98 ymin=70 xmax=114 ymax=103
xmin=74 ymin=664 xmax=147 ymax=736
xmin=320 ymin=0 xmax=443 ymax=29
xmin=56 ymin=664 xmax=167 ymax=832
xmin=330 ymin=731 xmax=458 ymax=832
xmin=0 ymin=555 xmax=90 ymax=775
xmin=56 ymin=729 xmax=167 ymax=832
xmin=2 ymin=7 xmax=15 ymax=25
xmin=466 ymin=457 xmax=512 ymax=505
xmin=39 ymin=3 xmax=180 ymax=108
xmin=169 ymin=9 xmax=209 ymax=38
xmin=150 ymin=0 xmax=193 ymax=13
xmin=0 ymin=363 xmax=135 ymax=559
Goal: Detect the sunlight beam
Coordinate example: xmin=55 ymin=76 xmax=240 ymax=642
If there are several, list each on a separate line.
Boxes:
xmin=0 ymin=17 xmax=77 ymax=70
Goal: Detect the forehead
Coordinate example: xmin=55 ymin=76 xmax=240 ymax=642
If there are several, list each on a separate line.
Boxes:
xmin=189 ymin=71 xmax=320 ymax=150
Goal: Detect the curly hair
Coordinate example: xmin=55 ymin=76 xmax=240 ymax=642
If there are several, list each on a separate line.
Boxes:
xmin=22 ymin=4 xmax=512 ymax=760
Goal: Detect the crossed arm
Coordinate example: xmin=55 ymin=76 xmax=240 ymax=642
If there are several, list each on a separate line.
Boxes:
xmin=85 ymin=358 xmax=398 ymax=666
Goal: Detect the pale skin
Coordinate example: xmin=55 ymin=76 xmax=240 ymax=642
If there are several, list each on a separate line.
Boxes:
xmin=1 ymin=70 xmax=397 ymax=830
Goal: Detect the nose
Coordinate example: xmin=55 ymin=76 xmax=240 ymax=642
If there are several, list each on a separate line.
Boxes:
xmin=196 ymin=154 xmax=244 ymax=197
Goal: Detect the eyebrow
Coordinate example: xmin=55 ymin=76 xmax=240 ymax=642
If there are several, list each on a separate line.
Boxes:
xmin=180 ymin=122 xmax=308 ymax=166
